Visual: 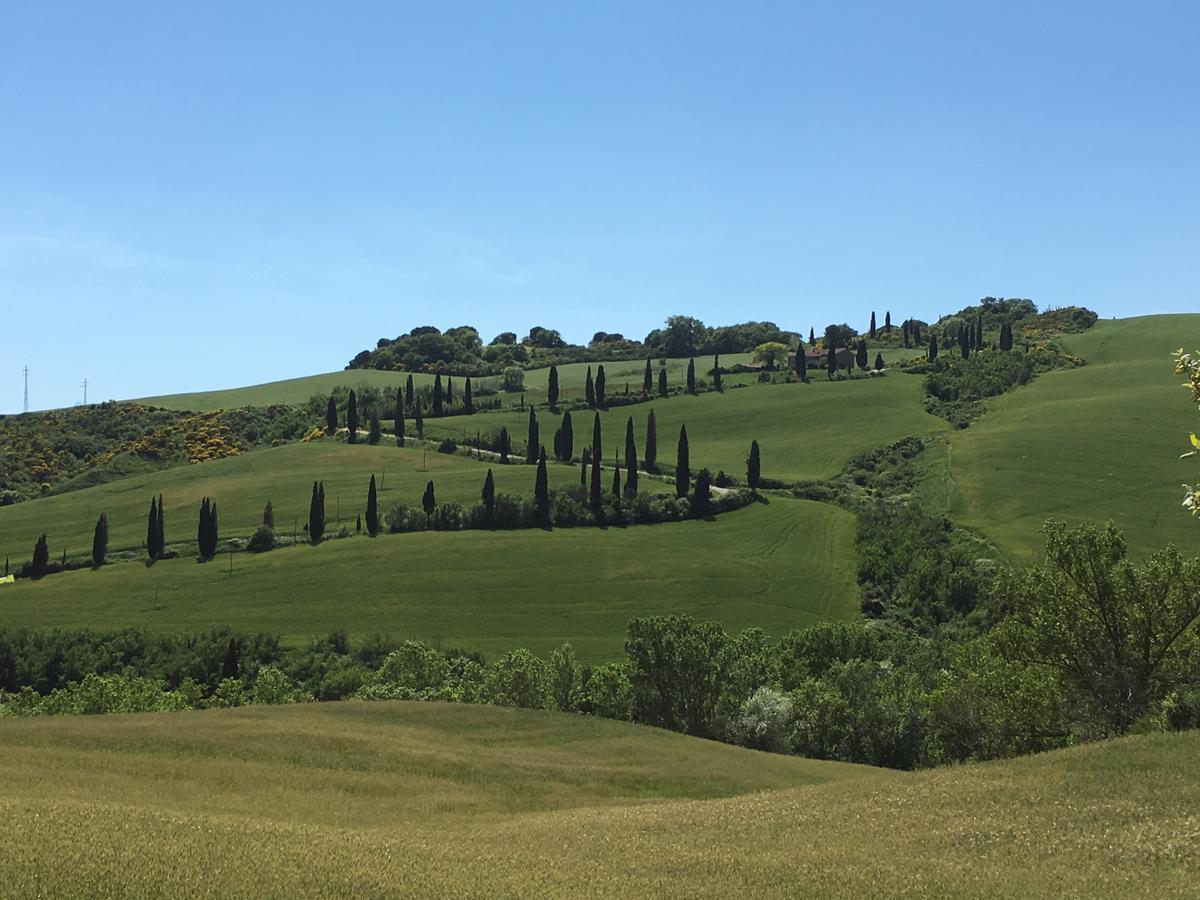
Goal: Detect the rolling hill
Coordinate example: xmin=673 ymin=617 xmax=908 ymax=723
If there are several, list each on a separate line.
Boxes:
xmin=0 ymin=701 xmax=1193 ymax=898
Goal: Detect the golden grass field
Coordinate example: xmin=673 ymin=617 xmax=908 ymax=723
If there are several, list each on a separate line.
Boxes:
xmin=0 ymin=702 xmax=1195 ymax=898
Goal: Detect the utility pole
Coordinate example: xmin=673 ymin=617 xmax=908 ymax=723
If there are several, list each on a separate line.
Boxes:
xmin=22 ymin=366 xmax=29 ymax=413
xmin=81 ymin=378 xmax=88 ymax=406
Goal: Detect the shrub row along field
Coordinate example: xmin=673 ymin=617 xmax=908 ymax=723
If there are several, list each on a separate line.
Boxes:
xmin=0 ymin=500 xmax=857 ymax=660
xmin=0 ymin=702 xmax=1193 ymax=898
xmin=927 ymin=314 xmax=1200 ymax=562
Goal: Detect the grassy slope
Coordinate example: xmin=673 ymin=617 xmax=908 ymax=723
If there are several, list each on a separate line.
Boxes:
xmin=0 ymin=498 xmax=857 ymax=660
xmin=934 ymin=315 xmax=1199 ymax=562
xmin=0 ymin=440 xmax=659 ymax=564
xmin=0 ymin=702 xmax=1193 ymax=898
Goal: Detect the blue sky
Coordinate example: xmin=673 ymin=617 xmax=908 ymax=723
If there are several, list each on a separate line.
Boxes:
xmin=2 ymin=1 xmax=1197 ymax=411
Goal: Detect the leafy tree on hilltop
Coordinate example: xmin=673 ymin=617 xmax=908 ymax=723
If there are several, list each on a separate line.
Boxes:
xmin=347 ymin=391 xmax=359 ymax=443
xmin=92 ymin=513 xmax=108 ymax=568
xmin=747 ymin=440 xmax=761 ymax=491
xmin=366 ymin=474 xmax=379 ymax=537
xmin=675 ymin=425 xmax=690 ymax=498
xmin=624 ymin=417 xmax=639 ymax=497
xmin=645 ymin=409 xmax=658 ymax=472
xmin=547 ymin=366 xmax=559 ymax=408
xmin=326 ymin=396 xmax=337 ymax=436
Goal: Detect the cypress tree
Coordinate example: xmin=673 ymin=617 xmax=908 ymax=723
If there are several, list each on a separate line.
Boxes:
xmin=433 ymin=375 xmax=444 ymax=417
xmin=560 ymin=410 xmax=574 ymax=461
xmin=31 ymin=534 xmax=49 ymax=578
xmin=366 ymin=474 xmax=379 ymax=536
xmin=747 ymin=439 xmax=761 ymax=491
xmin=589 ymin=449 xmax=603 ymax=510
xmin=464 ymin=377 xmax=474 ymax=414
xmin=856 ymin=339 xmax=868 ymax=370
xmin=846 ymin=357 xmax=853 ymax=378
xmin=623 ymin=417 xmax=638 ymax=497
xmin=658 ymin=367 xmax=668 ymax=397
xmin=326 ymin=396 xmax=337 ymax=436
xmin=526 ymin=407 xmax=539 ymax=463
xmin=826 ymin=346 xmax=837 ymax=380
xmin=309 ymin=481 xmax=324 ymax=544
xmin=498 ymin=426 xmax=510 ymax=464
xmin=548 ymin=366 xmax=559 ymax=408
xmin=929 ymin=333 xmax=939 ymax=360
xmin=797 ymin=343 xmax=809 ymax=382
xmin=959 ymin=326 xmax=970 ymax=360
xmin=869 ymin=311 xmax=877 ymax=338
xmin=885 ymin=311 xmax=892 ymax=332
xmin=263 ymin=501 xmax=275 ymax=529
xmin=414 ymin=398 xmax=424 ymax=438
xmin=221 ymin=637 xmax=239 ymax=681
xmin=592 ymin=412 xmax=602 ymax=465
xmin=92 ymin=513 xmax=107 ymax=568
xmin=347 ymin=390 xmax=359 ymax=443
xmin=913 ymin=321 xmax=922 ymax=344
xmin=643 ymin=358 xmax=653 ymax=395
xmin=686 ymin=358 xmax=696 ymax=394
xmin=1000 ymin=322 xmax=1013 ymax=351
xmin=209 ymin=500 xmax=219 ymax=556
xmin=595 ymin=365 xmax=606 ymax=408
xmin=585 ymin=366 xmax=595 ymax=408
xmin=809 ymin=326 xmax=816 ymax=344
xmin=356 ymin=514 xmax=362 ymax=533
xmin=553 ymin=427 xmax=562 ymax=461
xmin=368 ymin=413 xmax=381 ymax=445
xmin=612 ymin=462 xmax=621 ymax=498
xmin=580 ymin=448 xmax=590 ymax=486
xmin=318 ymin=482 xmax=325 ymax=537
xmin=446 ymin=376 xmax=454 ymax=406
xmin=422 ymin=480 xmax=436 ymax=519
xmin=712 ymin=355 xmax=722 ymax=391
xmin=198 ymin=497 xmax=211 ymax=559
xmin=482 ymin=468 xmax=496 ymax=526
xmin=535 ymin=447 xmax=550 ymax=520
xmin=395 ymin=391 xmax=405 ymax=446
xmin=405 ymin=374 xmax=414 ymax=407
xmin=875 ymin=353 xmax=885 ymax=371
xmin=645 ymin=409 xmax=658 ymax=472
xmin=147 ymin=496 xmax=159 ymax=560
xmin=675 ymin=425 xmax=690 ymax=498
xmin=902 ymin=320 xmax=911 ymax=347
xmin=157 ymin=494 xmax=165 ymax=557
xmin=693 ymin=468 xmax=712 ymax=506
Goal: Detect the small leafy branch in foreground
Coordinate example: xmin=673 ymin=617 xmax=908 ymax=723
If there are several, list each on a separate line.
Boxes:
xmin=1175 ymin=348 xmax=1200 ymax=517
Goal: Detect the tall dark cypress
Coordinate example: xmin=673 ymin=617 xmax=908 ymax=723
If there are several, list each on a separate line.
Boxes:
xmin=414 ymin=398 xmax=424 ymax=438
xmin=547 ymin=366 xmax=559 ymax=408
xmin=446 ymin=377 xmax=454 ymax=406
xmin=747 ymin=440 xmax=761 ymax=491
xmin=885 ymin=311 xmax=892 ymax=332
xmin=959 ymin=326 xmax=970 ymax=360
xmin=589 ymin=449 xmax=603 ymax=510
xmin=623 ymin=417 xmax=639 ymax=497
xmin=209 ymin=500 xmax=219 ymax=556
xmin=31 ymin=534 xmax=49 ymax=578
xmin=580 ymin=448 xmax=590 ymax=486
xmin=592 ymin=412 xmax=602 ymax=465
xmin=526 ymin=407 xmax=539 ymax=463
xmin=658 ymin=367 xmax=668 ymax=397
xmin=809 ymin=326 xmax=816 ymax=344
xmin=395 ymin=390 xmax=405 ymax=446
xmin=422 ymin=480 xmax=436 ymax=519
xmin=611 ymin=462 xmax=621 ymax=498
xmin=318 ymin=482 xmax=325 ymax=537
xmin=347 ymin=390 xmax=359 ymax=443
xmin=929 ymin=333 xmax=938 ymax=360
xmin=643 ymin=358 xmax=653 ymax=395
xmin=92 ymin=513 xmax=108 ymax=568
xmin=405 ymin=374 xmax=414 ymax=407
xmin=309 ymin=481 xmax=324 ymax=544
xmin=856 ymin=339 xmax=868 ymax=370
xmin=595 ymin=365 xmax=606 ymax=408
xmin=645 ymin=409 xmax=658 ymax=472
xmin=712 ymin=355 xmax=722 ymax=391
xmin=560 ymin=410 xmax=574 ymax=461
xmin=869 ymin=311 xmax=877 ymax=338
xmin=693 ymin=468 xmax=712 ymax=505
xmin=498 ymin=426 xmax=510 ymax=464
xmin=147 ymin=497 xmax=159 ymax=560
xmin=875 ymin=353 xmax=885 ymax=371
xmin=675 ymin=425 xmax=690 ymax=498
xmin=913 ymin=322 xmax=922 ymax=344
xmin=827 ymin=345 xmax=837 ymax=380
xmin=366 ymin=474 xmax=379 ymax=536
xmin=221 ymin=637 xmax=239 ymax=680
xmin=464 ymin=377 xmax=474 ymax=414
xmin=156 ymin=494 xmax=165 ymax=558
xmin=902 ymin=321 xmax=911 ymax=347
xmin=585 ymin=366 xmax=595 ymax=409
xmin=686 ymin=359 xmax=696 ymax=394
xmin=482 ymin=468 xmax=496 ymax=526
xmin=368 ymin=413 xmax=381 ymax=445
xmin=433 ymin=375 xmax=444 ymax=417
xmin=797 ymin=343 xmax=809 ymax=382
xmin=198 ymin=497 xmax=211 ymax=559
xmin=535 ymin=448 xmax=550 ymax=520
xmin=326 ymin=396 xmax=338 ymax=436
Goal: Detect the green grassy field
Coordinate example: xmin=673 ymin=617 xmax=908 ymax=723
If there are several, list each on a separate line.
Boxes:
xmin=0 ymin=498 xmax=857 ymax=660
xmin=0 ymin=439 xmax=660 ymax=565
xmin=929 ymin=315 xmax=1200 ymax=562
xmin=0 ymin=702 xmax=1193 ymax=897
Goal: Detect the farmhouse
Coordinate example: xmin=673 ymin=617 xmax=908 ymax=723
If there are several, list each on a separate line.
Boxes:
xmin=788 ymin=347 xmax=852 ymax=370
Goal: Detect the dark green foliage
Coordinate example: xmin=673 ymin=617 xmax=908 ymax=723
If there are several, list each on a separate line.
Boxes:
xmin=558 ymin=411 xmax=574 ymax=461
xmin=884 ymin=311 xmax=891 ymax=332
xmin=693 ymin=468 xmax=711 ymax=506
xmin=367 ymin=414 xmax=381 ymax=445
xmin=585 ymin=367 xmax=595 ymax=408
xmin=686 ymin=358 xmax=696 ymax=394
xmin=445 ymin=377 xmax=454 ymax=405
xmin=958 ymin=326 xmax=970 ymax=360
xmin=675 ymin=425 xmax=689 ymax=498
xmin=198 ymin=497 xmax=218 ymax=560
xmin=432 ymin=375 xmax=444 ymax=417
xmin=623 ymin=417 xmax=638 ymax=497
xmin=547 ymin=366 xmax=558 ymax=408
xmin=464 ymin=377 xmax=474 ymax=414
xmin=746 ymin=440 xmax=761 ymax=491
xmin=498 ymin=426 xmax=510 ymax=464
xmin=595 ymin=364 xmax=606 ymax=408
xmin=346 ymin=390 xmax=359 ymax=443
xmin=482 ymin=469 xmax=496 ymax=527
xmin=156 ymin=494 xmax=165 ymax=557
xmin=869 ymin=311 xmax=876 ymax=338
xmin=712 ymin=355 xmax=722 ymax=391
xmin=796 ymin=343 xmax=808 ymax=382
xmin=592 ymin=412 xmax=602 ymax=465
xmin=929 ymin=333 xmax=938 ymax=360
xmin=589 ymin=451 xmax=603 ymax=510
xmin=826 ymin=345 xmax=837 ymax=379
xmin=263 ymin=501 xmax=274 ymax=530
xmin=643 ymin=358 xmax=653 ymax=395
xmin=422 ymin=481 xmax=436 ymax=518
xmin=91 ymin=513 xmax=108 ymax=568
xmin=366 ymin=475 xmax=379 ymax=537
xmin=31 ymin=534 xmax=49 ymax=579
xmin=874 ymin=353 xmax=885 ymax=371
xmin=612 ymin=462 xmax=621 ymax=498
xmin=405 ymin=374 xmax=414 ymax=407
xmin=625 ymin=615 xmax=728 ymax=737
xmin=526 ymin=407 xmax=539 ymax=464
xmin=325 ymin=396 xmax=337 ymax=436
xmin=645 ymin=409 xmax=658 ymax=472
xmin=414 ymin=398 xmax=424 ymax=439
xmin=146 ymin=497 xmax=159 ymax=561
xmin=856 ymin=339 xmax=868 ymax=370
xmin=308 ymin=481 xmax=325 ymax=544
xmin=531 ymin=450 xmax=549 ymax=520
xmin=657 ymin=367 xmax=668 ymax=397
xmin=394 ymin=391 xmax=405 ymax=446
xmin=580 ymin=448 xmax=590 ymax=486
xmin=999 ymin=322 xmax=1013 ymax=351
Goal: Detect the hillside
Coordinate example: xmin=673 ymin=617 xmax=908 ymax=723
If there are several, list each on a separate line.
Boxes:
xmin=930 ymin=314 xmax=1199 ymax=562
xmin=0 ymin=702 xmax=1193 ymax=897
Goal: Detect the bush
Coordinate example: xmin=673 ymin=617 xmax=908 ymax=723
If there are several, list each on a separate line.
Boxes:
xmin=249 ymin=666 xmax=305 ymax=705
xmin=362 ymin=642 xmax=449 ymax=700
xmin=581 ymin=662 xmax=634 ymax=720
xmin=437 ymin=438 xmax=458 ymax=454
xmin=484 ymin=649 xmax=554 ymax=709
xmin=731 ymin=686 xmax=795 ymax=752
xmin=247 ymin=525 xmax=275 ymax=553
xmin=501 ymin=367 xmax=525 ymax=392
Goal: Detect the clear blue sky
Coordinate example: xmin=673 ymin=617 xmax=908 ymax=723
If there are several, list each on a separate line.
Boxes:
xmin=2 ymin=1 xmax=1197 ymax=412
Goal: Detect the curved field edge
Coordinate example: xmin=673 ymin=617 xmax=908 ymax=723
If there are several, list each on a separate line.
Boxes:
xmin=0 ymin=703 xmax=1193 ymax=898
xmin=0 ymin=498 xmax=858 ymax=661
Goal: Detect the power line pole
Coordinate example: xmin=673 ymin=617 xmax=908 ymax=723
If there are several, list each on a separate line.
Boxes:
xmin=22 ymin=366 xmax=29 ymax=413
xmin=81 ymin=378 xmax=88 ymax=406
